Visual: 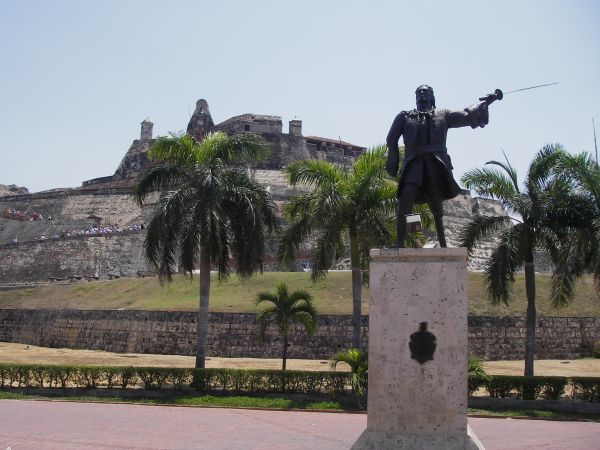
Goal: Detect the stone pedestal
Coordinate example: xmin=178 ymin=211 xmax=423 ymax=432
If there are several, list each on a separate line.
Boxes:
xmin=352 ymin=248 xmax=484 ymax=450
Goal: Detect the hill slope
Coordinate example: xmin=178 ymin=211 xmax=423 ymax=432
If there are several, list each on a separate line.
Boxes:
xmin=0 ymin=272 xmax=598 ymax=317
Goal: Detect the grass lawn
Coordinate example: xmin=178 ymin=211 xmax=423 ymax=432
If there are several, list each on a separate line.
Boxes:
xmin=0 ymin=271 xmax=598 ymax=316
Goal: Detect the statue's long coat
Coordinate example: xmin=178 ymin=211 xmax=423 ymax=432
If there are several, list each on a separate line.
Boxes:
xmin=386 ymin=106 xmax=487 ymax=204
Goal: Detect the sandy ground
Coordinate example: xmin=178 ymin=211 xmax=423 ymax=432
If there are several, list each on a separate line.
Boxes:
xmin=1 ymin=342 xmax=599 ymax=376
xmin=483 ymin=359 xmax=599 ymax=377
xmin=0 ymin=342 xmax=342 ymax=371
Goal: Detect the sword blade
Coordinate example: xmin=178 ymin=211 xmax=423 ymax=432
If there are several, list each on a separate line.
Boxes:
xmin=504 ymin=82 xmax=559 ymax=95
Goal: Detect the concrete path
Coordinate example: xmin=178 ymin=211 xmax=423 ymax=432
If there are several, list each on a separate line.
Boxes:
xmin=0 ymin=400 xmax=598 ymax=449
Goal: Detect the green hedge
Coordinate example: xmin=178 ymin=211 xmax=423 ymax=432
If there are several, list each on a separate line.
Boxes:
xmin=571 ymin=377 xmax=600 ymax=402
xmin=0 ymin=363 xmax=351 ymax=397
xmin=469 ymin=374 xmax=572 ymax=400
xmin=1 ymin=363 xmax=597 ymax=403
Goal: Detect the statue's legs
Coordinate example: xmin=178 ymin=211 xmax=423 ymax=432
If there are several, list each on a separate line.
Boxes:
xmin=396 ymin=184 xmax=419 ymax=248
xmin=427 ymin=193 xmax=447 ymax=248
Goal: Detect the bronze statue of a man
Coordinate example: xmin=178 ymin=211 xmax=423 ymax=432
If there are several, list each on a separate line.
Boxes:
xmin=386 ymin=85 xmax=491 ymax=247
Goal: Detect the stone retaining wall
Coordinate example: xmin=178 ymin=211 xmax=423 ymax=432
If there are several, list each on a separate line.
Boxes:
xmin=0 ymin=234 xmax=148 ymax=282
xmin=1 ymin=310 xmax=597 ymax=360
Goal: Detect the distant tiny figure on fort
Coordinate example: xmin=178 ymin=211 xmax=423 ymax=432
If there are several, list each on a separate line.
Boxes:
xmin=386 ymin=85 xmax=495 ymax=247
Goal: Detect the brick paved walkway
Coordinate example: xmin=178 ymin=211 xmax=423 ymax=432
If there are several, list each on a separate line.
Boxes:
xmin=0 ymin=400 xmax=598 ymax=449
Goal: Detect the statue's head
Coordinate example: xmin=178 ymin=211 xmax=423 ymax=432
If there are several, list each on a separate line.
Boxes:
xmin=415 ymin=85 xmax=435 ymax=110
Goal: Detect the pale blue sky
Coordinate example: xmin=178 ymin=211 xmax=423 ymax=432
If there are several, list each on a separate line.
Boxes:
xmin=1 ymin=0 xmax=599 ymax=193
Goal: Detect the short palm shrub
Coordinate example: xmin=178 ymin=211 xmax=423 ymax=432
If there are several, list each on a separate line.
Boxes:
xmin=467 ymin=356 xmax=490 ymax=396
xmin=255 ymin=283 xmax=318 ymax=370
xmin=467 ymin=356 xmax=488 ymax=378
xmin=330 ymin=348 xmax=368 ymax=408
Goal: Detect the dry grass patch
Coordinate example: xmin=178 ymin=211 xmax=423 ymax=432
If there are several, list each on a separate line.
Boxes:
xmin=2 ymin=343 xmax=599 ymax=376
xmin=0 ymin=342 xmax=344 ymax=371
xmin=0 ymin=272 xmax=598 ymax=316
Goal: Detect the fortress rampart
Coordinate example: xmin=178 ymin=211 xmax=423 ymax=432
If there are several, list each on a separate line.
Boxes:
xmin=0 ymin=183 xmax=523 ymax=283
xmin=0 ymin=233 xmax=148 ymax=283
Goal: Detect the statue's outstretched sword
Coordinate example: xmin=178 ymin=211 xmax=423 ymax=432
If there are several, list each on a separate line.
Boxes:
xmin=479 ymin=82 xmax=559 ymax=105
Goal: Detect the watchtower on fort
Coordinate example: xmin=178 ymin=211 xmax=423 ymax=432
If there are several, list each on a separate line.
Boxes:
xmin=186 ymin=99 xmax=215 ymax=141
xmin=140 ymin=118 xmax=154 ymax=141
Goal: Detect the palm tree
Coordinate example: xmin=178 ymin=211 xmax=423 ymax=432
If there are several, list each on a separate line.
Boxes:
xmin=459 ymin=144 xmax=565 ymax=376
xmin=330 ymin=348 xmax=368 ymax=402
xmin=277 ymin=145 xmax=397 ymax=350
xmin=255 ymin=283 xmax=318 ymax=370
xmin=132 ymin=131 xmax=278 ymax=369
xmin=548 ymin=151 xmax=600 ymax=303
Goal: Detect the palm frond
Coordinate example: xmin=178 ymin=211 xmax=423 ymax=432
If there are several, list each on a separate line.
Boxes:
xmin=132 ymin=165 xmax=190 ymax=205
xmin=285 ymin=160 xmax=343 ymax=187
xmin=461 ymin=167 xmax=518 ymax=207
xmin=554 ymin=151 xmax=600 ymax=202
xmin=354 ymin=181 xmax=397 ymax=221
xmin=199 ymin=131 xmax=270 ymax=164
xmin=177 ymin=200 xmax=203 ymax=275
xmin=289 ymin=308 xmax=318 ymax=336
xmin=276 ymin=214 xmax=315 ymax=267
xmin=486 ymin=153 xmax=519 ymax=192
xmin=310 ymin=225 xmax=344 ymax=280
xmin=525 ymin=143 xmax=564 ymax=194
xmin=330 ymin=348 xmax=368 ymax=372
xmin=256 ymin=291 xmax=280 ymax=306
xmin=147 ymin=132 xmax=199 ymax=168
xmin=484 ymin=224 xmax=525 ymax=305
xmin=349 ymin=146 xmax=387 ymax=196
xmin=288 ymin=289 xmax=312 ymax=304
xmin=144 ymin=194 xmax=184 ymax=283
xmin=458 ymin=215 xmax=512 ymax=255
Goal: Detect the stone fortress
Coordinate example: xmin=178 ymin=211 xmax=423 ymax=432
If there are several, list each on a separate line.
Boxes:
xmin=0 ymin=99 xmax=506 ymax=286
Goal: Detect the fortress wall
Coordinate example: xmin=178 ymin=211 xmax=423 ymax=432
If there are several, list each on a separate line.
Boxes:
xmin=0 ymin=191 xmax=158 ymax=244
xmin=0 ymin=233 xmax=148 ymax=282
xmin=0 ymin=169 xmax=522 ymax=283
xmin=0 ymin=191 xmax=158 ymax=225
xmin=0 ymin=309 xmax=597 ymax=360
xmin=250 ymin=169 xmax=298 ymax=199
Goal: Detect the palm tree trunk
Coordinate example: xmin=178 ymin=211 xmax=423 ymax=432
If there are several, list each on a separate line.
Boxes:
xmin=195 ymin=245 xmax=211 ymax=369
xmin=282 ymin=333 xmax=288 ymax=371
xmin=524 ymin=260 xmax=536 ymax=376
xmin=349 ymin=230 xmax=362 ymax=350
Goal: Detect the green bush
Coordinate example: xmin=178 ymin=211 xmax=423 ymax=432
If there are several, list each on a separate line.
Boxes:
xmin=118 ymin=367 xmax=138 ymax=389
xmin=571 ymin=377 xmax=600 ymax=402
xmin=467 ymin=357 xmax=488 ymax=378
xmin=6 ymin=362 xmax=592 ymax=403
xmin=516 ymin=377 xmax=544 ymax=400
xmin=75 ymin=366 xmax=104 ymax=389
xmin=0 ymin=364 xmax=7 ymax=387
xmin=482 ymin=375 xmax=569 ymax=400
xmin=169 ymin=368 xmax=194 ymax=390
xmin=468 ymin=375 xmax=487 ymax=397
xmin=593 ymin=341 xmax=600 ymax=359
xmin=538 ymin=377 xmax=567 ymax=400
xmin=47 ymin=365 xmax=75 ymax=388
xmin=136 ymin=367 xmax=170 ymax=390
xmin=485 ymin=375 xmax=518 ymax=398
xmin=0 ymin=363 xmax=353 ymax=396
